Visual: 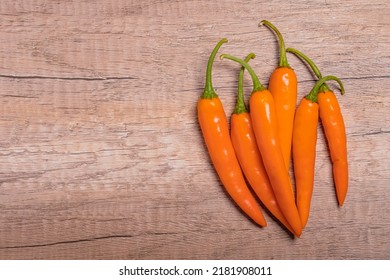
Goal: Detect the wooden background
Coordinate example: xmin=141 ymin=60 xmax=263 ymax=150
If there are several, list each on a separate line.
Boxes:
xmin=0 ymin=0 xmax=389 ymax=260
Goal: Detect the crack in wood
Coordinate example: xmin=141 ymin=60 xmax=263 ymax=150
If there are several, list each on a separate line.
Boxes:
xmin=1 ymin=94 xmax=39 ymax=99
xmin=0 ymin=228 xmax=255 ymax=250
xmin=0 ymin=235 xmax=136 ymax=250
xmin=0 ymin=74 xmax=138 ymax=81
xmin=351 ymin=130 xmax=390 ymax=137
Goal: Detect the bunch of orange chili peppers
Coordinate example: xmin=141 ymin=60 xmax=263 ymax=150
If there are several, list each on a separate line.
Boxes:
xmin=198 ymin=21 xmax=348 ymax=237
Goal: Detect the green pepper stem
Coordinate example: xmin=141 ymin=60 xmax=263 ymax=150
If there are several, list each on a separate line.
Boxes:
xmin=286 ymin=47 xmax=330 ymax=93
xmin=260 ymin=20 xmax=290 ymax=68
xmin=307 ymin=75 xmax=345 ymax=103
xmin=286 ymin=48 xmax=322 ymax=78
xmin=220 ymin=54 xmax=266 ymax=93
xmin=234 ymin=53 xmax=256 ymax=114
xmin=202 ymin=38 xmax=228 ymax=99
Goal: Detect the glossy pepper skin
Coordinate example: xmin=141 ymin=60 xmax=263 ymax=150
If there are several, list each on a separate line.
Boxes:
xmin=287 ymin=48 xmax=348 ymax=206
xmin=260 ymin=20 xmax=297 ymax=171
xmin=197 ymin=39 xmax=267 ymax=227
xmin=221 ymin=54 xmax=302 ymax=237
xmin=318 ymin=90 xmax=348 ymax=206
xmin=230 ymin=53 xmax=296 ymax=236
xmin=292 ymin=97 xmax=319 ymax=228
xmin=292 ymin=74 xmax=345 ymax=229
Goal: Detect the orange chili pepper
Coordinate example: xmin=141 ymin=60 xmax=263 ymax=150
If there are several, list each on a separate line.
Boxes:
xmin=230 ymin=53 xmax=297 ymax=236
xmin=197 ymin=39 xmax=267 ymax=227
xmin=287 ymin=48 xmax=349 ymax=206
xmin=319 ymin=90 xmax=348 ymax=206
xmin=260 ymin=20 xmax=297 ymax=170
xmin=221 ymin=54 xmax=302 ymax=237
xmin=293 ymin=74 xmax=344 ymax=228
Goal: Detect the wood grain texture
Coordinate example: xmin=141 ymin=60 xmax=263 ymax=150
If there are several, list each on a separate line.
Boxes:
xmin=0 ymin=0 xmax=389 ymax=259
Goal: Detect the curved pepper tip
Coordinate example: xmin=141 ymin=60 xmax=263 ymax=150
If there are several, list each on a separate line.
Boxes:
xmin=255 ymin=217 xmax=267 ymax=228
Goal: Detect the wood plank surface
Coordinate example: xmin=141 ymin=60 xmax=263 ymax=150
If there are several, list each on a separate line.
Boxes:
xmin=0 ymin=0 xmax=389 ymax=259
